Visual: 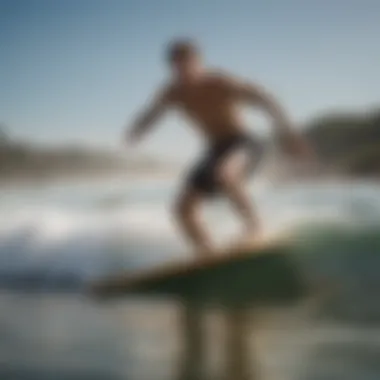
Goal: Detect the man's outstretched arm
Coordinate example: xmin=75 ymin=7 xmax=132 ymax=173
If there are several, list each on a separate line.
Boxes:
xmin=222 ymin=75 xmax=292 ymax=132
xmin=125 ymin=87 xmax=171 ymax=145
xmin=223 ymin=75 xmax=314 ymax=157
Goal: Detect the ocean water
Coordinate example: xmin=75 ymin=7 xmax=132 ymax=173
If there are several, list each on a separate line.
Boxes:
xmin=0 ymin=175 xmax=380 ymax=380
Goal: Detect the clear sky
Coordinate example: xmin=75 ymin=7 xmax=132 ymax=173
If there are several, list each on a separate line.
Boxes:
xmin=1 ymin=0 xmax=379 ymax=160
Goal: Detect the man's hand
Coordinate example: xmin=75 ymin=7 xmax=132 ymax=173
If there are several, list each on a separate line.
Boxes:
xmin=278 ymin=128 xmax=316 ymax=162
xmin=124 ymin=128 xmax=141 ymax=148
xmin=123 ymin=86 xmax=171 ymax=148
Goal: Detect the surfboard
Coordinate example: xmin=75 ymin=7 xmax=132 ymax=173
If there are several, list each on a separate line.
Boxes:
xmin=89 ymin=233 xmax=307 ymax=307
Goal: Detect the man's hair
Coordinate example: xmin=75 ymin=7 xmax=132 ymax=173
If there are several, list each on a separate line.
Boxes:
xmin=166 ymin=38 xmax=199 ymax=62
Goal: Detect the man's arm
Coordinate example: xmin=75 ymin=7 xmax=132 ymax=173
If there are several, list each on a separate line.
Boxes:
xmin=222 ymin=75 xmax=291 ymax=132
xmin=223 ymin=75 xmax=313 ymax=157
xmin=125 ymin=86 xmax=171 ymax=145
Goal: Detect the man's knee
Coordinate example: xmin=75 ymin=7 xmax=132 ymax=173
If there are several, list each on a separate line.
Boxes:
xmin=215 ymin=165 xmax=236 ymax=188
xmin=216 ymin=150 xmax=248 ymax=188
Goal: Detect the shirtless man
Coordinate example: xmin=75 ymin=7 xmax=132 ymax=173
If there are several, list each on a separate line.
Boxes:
xmin=125 ymin=39 xmax=311 ymax=253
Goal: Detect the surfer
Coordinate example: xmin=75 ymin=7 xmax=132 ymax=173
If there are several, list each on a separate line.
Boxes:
xmin=125 ymin=38 xmax=312 ymax=253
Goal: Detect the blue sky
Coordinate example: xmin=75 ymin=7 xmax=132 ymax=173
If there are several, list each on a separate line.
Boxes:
xmin=1 ymin=0 xmax=379 ymax=160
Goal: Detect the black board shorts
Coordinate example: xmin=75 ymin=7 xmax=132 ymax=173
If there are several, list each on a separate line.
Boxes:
xmin=185 ymin=132 xmax=265 ymax=196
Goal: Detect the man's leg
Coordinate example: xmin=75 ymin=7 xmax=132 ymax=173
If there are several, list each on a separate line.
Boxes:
xmin=216 ymin=149 xmax=260 ymax=236
xmin=174 ymin=188 xmax=213 ymax=253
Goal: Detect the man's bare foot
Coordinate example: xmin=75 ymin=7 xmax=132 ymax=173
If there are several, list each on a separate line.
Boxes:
xmin=195 ymin=242 xmax=217 ymax=259
xmin=241 ymin=221 xmax=263 ymax=244
xmin=224 ymin=223 xmax=263 ymax=254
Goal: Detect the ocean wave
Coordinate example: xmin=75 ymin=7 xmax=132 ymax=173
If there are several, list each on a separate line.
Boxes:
xmin=0 ymin=213 xmax=379 ymax=307
xmin=0 ymin=180 xmax=380 ymax=324
xmin=289 ymin=222 xmax=380 ymax=324
xmin=0 ymin=202 xmax=182 ymax=292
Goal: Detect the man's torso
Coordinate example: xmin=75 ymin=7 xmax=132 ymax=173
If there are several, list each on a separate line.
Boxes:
xmin=167 ymin=72 xmax=245 ymax=142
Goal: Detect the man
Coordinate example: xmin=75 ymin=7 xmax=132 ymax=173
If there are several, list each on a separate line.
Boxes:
xmin=125 ymin=39 xmax=312 ymax=253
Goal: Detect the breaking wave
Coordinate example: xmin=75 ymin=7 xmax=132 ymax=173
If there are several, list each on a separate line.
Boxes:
xmin=0 ymin=178 xmax=379 ymax=323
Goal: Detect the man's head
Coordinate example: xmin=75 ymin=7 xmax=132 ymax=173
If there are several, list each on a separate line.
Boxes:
xmin=166 ymin=39 xmax=202 ymax=80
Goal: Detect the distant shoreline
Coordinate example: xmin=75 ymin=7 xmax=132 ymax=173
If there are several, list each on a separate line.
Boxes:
xmin=0 ymin=168 xmax=180 ymax=190
xmin=1 ymin=104 xmax=380 ymax=187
